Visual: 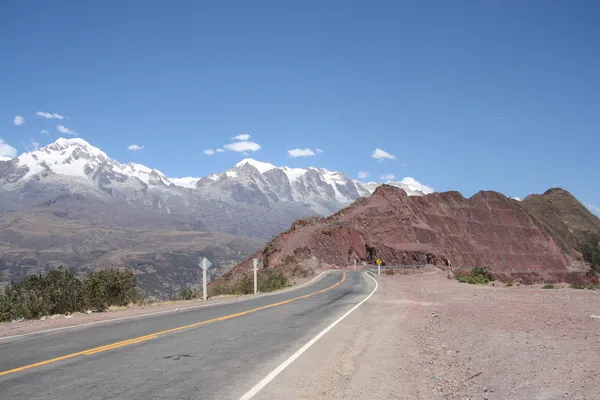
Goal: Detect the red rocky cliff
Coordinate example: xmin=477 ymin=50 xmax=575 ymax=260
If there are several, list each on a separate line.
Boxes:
xmin=228 ymin=185 xmax=597 ymax=283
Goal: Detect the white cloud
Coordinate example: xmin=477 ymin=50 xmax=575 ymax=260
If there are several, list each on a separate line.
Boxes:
xmin=232 ymin=134 xmax=251 ymax=141
xmin=587 ymin=204 xmax=600 ymax=215
xmin=36 ymin=111 xmax=65 ymax=120
xmin=316 ymin=148 xmax=324 ymax=153
xmin=288 ymin=148 xmax=316 ymax=158
xmin=29 ymin=138 xmax=40 ymax=150
xmin=380 ymin=174 xmax=396 ymax=181
xmin=492 ymin=112 xmax=509 ymax=120
xmin=400 ymin=177 xmax=434 ymax=194
xmin=0 ymin=138 xmax=17 ymax=158
xmin=57 ymin=125 xmax=78 ymax=136
xmin=127 ymin=144 xmax=144 ymax=151
xmin=215 ymin=148 xmax=225 ymax=153
xmin=203 ymin=149 xmax=215 ymax=155
xmin=372 ymin=148 xmax=395 ymax=160
xmin=357 ymin=171 xmax=369 ymax=179
xmin=224 ymin=141 xmax=261 ymax=152
xmin=13 ymin=115 xmax=25 ymax=126
xmin=41 ymin=130 xmax=49 ymax=135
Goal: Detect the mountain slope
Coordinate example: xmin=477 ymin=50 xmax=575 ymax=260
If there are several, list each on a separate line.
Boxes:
xmin=0 ymin=208 xmax=262 ymax=297
xmin=226 ymin=185 xmax=598 ymax=285
xmin=522 ymin=188 xmax=600 ymax=257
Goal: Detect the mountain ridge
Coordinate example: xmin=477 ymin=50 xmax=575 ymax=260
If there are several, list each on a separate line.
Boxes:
xmin=0 ymin=137 xmax=430 ymax=199
xmin=224 ymin=184 xmax=599 ymax=285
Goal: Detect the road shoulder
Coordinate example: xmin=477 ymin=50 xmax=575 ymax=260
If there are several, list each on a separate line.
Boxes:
xmin=253 ymin=273 xmax=445 ymax=400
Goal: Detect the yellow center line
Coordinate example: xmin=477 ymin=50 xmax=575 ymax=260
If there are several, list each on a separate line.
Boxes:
xmin=0 ymin=272 xmax=347 ymax=377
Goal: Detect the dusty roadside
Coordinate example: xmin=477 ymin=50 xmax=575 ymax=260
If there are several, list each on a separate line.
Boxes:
xmin=0 ymin=271 xmax=324 ymax=339
xmin=257 ymin=269 xmax=600 ymax=400
xmin=415 ymin=271 xmax=600 ymax=400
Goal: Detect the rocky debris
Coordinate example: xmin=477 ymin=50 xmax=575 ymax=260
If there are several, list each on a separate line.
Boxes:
xmin=226 ymin=185 xmax=598 ymax=283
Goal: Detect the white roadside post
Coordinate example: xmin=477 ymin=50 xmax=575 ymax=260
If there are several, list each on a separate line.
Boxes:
xmin=201 ymin=257 xmax=212 ymax=301
xmin=353 ymin=259 xmax=356 ymax=270
xmin=253 ymin=257 xmax=258 ymax=295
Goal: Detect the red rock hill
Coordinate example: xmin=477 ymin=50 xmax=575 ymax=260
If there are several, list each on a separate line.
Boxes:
xmin=226 ymin=185 xmax=598 ymax=283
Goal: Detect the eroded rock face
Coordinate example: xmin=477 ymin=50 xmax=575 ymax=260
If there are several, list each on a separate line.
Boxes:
xmin=228 ymin=185 xmax=585 ymax=280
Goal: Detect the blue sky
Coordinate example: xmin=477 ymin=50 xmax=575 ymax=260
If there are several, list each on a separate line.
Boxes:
xmin=1 ymin=1 xmax=599 ymax=213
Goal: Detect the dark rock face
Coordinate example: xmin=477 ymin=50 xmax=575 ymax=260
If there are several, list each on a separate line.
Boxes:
xmin=262 ymin=169 xmax=293 ymax=202
xmin=227 ymin=185 xmax=599 ymax=283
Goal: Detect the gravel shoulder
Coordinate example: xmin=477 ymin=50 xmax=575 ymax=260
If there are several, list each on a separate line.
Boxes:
xmin=258 ymin=269 xmax=600 ymax=400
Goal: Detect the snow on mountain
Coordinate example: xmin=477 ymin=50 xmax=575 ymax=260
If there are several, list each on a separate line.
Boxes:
xmin=121 ymin=162 xmax=171 ymax=186
xmin=0 ymin=138 xmax=430 ymax=219
xmin=0 ymin=156 xmax=11 ymax=162
xmin=170 ymin=177 xmax=200 ymax=188
xmin=6 ymin=138 xmax=171 ymax=187
xmin=355 ymin=179 xmax=431 ymax=196
xmin=235 ymin=159 xmax=276 ymax=174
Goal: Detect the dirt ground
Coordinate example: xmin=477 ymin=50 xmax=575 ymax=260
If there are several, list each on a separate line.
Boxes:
xmin=259 ymin=268 xmax=599 ymax=400
xmin=379 ymin=269 xmax=600 ymax=399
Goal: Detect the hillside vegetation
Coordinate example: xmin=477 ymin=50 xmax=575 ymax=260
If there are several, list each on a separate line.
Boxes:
xmin=0 ymin=267 xmax=141 ymax=322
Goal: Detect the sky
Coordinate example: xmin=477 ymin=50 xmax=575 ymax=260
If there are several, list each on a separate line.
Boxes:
xmin=1 ymin=0 xmax=599 ymax=213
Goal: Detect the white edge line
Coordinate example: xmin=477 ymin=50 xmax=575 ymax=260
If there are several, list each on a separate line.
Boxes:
xmin=239 ymin=271 xmax=379 ymax=400
xmin=0 ymin=271 xmax=328 ymax=341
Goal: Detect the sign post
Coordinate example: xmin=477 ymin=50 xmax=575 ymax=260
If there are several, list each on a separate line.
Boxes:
xmin=376 ymin=258 xmax=382 ymax=276
xmin=353 ymin=259 xmax=356 ymax=270
xmin=200 ymin=257 xmax=212 ymax=301
xmin=253 ymin=258 xmax=258 ymax=295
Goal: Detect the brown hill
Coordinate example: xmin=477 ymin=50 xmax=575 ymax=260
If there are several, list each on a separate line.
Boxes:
xmin=521 ymin=188 xmax=600 ymax=257
xmin=225 ymin=185 xmax=598 ymax=284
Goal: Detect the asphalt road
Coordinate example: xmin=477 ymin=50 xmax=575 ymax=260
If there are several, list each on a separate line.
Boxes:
xmin=0 ymin=270 xmax=376 ymax=400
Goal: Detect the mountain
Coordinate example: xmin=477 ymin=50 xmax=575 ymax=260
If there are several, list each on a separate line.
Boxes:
xmin=224 ymin=185 xmax=599 ymax=285
xmin=0 ymin=138 xmax=427 ymax=239
xmin=0 ymin=138 xmax=428 ymax=294
xmin=356 ymin=178 xmax=430 ymax=197
xmin=522 ymin=188 xmax=600 ymax=258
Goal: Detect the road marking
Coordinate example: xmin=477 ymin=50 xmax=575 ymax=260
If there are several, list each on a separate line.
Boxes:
xmin=239 ymin=271 xmax=379 ymax=400
xmin=0 ymin=271 xmax=327 ymax=341
xmin=0 ymin=272 xmax=345 ymax=378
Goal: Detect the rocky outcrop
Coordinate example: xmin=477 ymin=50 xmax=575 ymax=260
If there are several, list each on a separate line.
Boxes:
xmin=227 ymin=185 xmax=599 ymax=283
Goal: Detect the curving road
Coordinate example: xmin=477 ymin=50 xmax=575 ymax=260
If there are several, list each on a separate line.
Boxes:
xmin=0 ymin=270 xmax=377 ymax=400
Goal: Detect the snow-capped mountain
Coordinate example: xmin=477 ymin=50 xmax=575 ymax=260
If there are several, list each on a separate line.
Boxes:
xmin=0 ymin=138 xmax=429 ymax=238
xmin=0 ymin=138 xmax=431 ymax=294
xmin=193 ymin=158 xmax=372 ymax=214
xmin=357 ymin=179 xmax=430 ymax=197
xmin=2 ymin=138 xmax=171 ymax=189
